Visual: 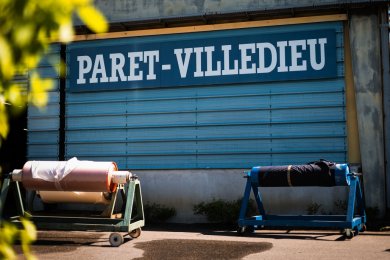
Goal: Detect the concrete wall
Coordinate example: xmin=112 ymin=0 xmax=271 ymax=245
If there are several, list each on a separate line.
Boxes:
xmin=92 ymin=0 xmax=387 ymax=23
xmin=135 ymin=170 xmax=349 ymax=223
xmin=349 ymin=13 xmax=387 ymax=216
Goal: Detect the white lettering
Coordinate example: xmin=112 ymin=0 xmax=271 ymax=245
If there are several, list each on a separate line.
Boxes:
xmin=289 ymin=40 xmax=307 ymax=72
xmin=174 ymin=48 xmax=193 ymax=78
xmin=257 ymin=42 xmax=277 ymax=73
xmin=307 ymin=38 xmax=327 ymax=70
xmin=76 ymin=36 xmax=330 ymax=87
xmin=77 ymin=56 xmax=92 ymax=84
xmin=144 ymin=50 xmax=159 ymax=80
xmin=221 ymin=45 xmax=238 ymax=75
xmin=239 ymin=43 xmax=256 ymax=74
xmin=193 ymin=47 xmax=204 ymax=77
xmin=109 ymin=53 xmax=126 ymax=82
xmin=277 ymin=41 xmax=288 ymax=72
xmin=204 ymin=46 xmax=221 ymax=76
xmin=128 ymin=52 xmax=143 ymax=81
xmin=90 ymin=54 xmax=108 ymax=83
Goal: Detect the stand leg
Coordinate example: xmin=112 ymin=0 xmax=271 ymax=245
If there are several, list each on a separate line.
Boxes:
xmin=123 ymin=179 xmax=144 ymax=231
xmin=346 ymin=178 xmax=357 ymax=223
xmin=14 ymin=182 xmax=25 ymax=216
xmin=355 ymin=178 xmax=366 ymax=220
xmin=0 ymin=177 xmax=11 ymax=219
xmin=238 ymin=179 xmax=252 ymax=221
xmin=133 ymin=181 xmax=144 ymax=222
xmin=252 ymin=186 xmax=265 ymax=216
xmin=123 ymin=181 xmax=135 ymax=226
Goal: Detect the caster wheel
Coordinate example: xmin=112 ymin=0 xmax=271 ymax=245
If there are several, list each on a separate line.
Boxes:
xmin=109 ymin=232 xmax=124 ymax=247
xmin=129 ymin=228 xmax=141 ymax=238
xmin=361 ymin=224 xmax=367 ymax=232
xmin=237 ymin=226 xmax=255 ymax=235
xmin=344 ymin=229 xmax=354 ymax=239
xmin=237 ymin=226 xmax=246 ymax=235
xmin=354 ymin=227 xmax=360 ymax=236
xmin=246 ymin=226 xmax=255 ymax=233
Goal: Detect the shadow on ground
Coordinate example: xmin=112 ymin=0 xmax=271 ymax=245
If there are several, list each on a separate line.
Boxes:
xmin=133 ymin=239 xmax=272 ymax=260
xmin=145 ymin=223 xmax=350 ymax=241
xmin=15 ymin=231 xmax=117 ymax=255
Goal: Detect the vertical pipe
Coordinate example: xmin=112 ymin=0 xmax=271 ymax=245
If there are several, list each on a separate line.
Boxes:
xmin=379 ymin=9 xmax=390 ymax=213
xmin=344 ymin=22 xmax=361 ymax=164
xmin=238 ymin=178 xmax=252 ymax=221
xmin=59 ymin=44 xmax=66 ymax=161
xmin=0 ymin=177 xmax=11 ymax=218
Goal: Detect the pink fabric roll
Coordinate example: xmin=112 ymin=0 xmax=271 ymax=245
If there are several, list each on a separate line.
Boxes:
xmin=22 ymin=160 xmax=118 ymax=192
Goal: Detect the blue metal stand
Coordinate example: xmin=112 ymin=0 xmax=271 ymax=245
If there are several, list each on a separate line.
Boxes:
xmin=238 ymin=168 xmax=366 ymax=238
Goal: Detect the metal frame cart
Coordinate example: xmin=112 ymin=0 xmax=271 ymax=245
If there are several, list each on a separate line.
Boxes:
xmin=0 ymin=171 xmax=145 ymax=247
xmin=238 ymin=163 xmax=366 ymax=239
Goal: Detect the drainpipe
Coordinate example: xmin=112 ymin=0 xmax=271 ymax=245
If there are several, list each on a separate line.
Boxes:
xmin=380 ymin=9 xmax=390 ymax=214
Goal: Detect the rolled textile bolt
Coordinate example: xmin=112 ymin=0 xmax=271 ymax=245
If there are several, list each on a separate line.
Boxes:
xmin=38 ymin=190 xmax=112 ymax=204
xmin=22 ymin=160 xmax=119 ymax=192
xmin=11 ymin=169 xmax=23 ymax=182
xmin=111 ymin=171 xmax=132 ymax=184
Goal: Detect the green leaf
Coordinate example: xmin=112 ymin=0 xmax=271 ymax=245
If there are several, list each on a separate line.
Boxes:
xmin=21 ymin=218 xmax=37 ymax=242
xmin=0 ymin=36 xmax=15 ymax=80
xmin=0 ymin=105 xmax=9 ymax=138
xmin=77 ymin=5 xmax=108 ymax=33
xmin=0 ymin=242 xmax=16 ymax=260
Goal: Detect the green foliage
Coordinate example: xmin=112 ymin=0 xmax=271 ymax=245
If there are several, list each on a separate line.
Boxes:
xmin=0 ymin=218 xmax=37 ymax=260
xmin=144 ymin=203 xmax=176 ymax=224
xmin=0 ymin=0 xmax=108 ymax=140
xmin=0 ymin=0 xmax=108 ymax=258
xmin=193 ymin=198 xmax=257 ymax=224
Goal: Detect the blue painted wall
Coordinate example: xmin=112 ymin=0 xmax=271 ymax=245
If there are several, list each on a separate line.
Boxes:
xmin=27 ymin=22 xmax=346 ymax=169
xmin=62 ymin=21 xmax=346 ymax=169
xmin=27 ymin=44 xmax=61 ymax=161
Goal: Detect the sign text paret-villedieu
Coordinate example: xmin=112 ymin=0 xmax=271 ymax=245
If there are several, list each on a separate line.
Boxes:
xmin=69 ymin=29 xmax=337 ymax=91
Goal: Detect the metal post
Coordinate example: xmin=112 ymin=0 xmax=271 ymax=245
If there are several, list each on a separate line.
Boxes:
xmin=355 ymin=178 xmax=366 ymax=218
xmin=123 ymin=181 xmax=135 ymax=228
xmin=133 ymin=181 xmax=144 ymax=222
xmin=238 ymin=178 xmax=252 ymax=221
xmin=379 ymin=8 xmax=390 ymax=214
xmin=0 ymin=177 xmax=11 ymax=219
xmin=15 ymin=182 xmax=25 ymax=216
xmin=252 ymin=185 xmax=266 ymax=216
xmin=346 ymin=177 xmax=357 ymax=223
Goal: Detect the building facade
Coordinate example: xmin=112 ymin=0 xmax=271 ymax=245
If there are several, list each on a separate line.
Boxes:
xmin=27 ymin=0 xmax=389 ymax=222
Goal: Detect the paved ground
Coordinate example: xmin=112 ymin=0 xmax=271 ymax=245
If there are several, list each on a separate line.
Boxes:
xmin=15 ymin=225 xmax=390 ymax=259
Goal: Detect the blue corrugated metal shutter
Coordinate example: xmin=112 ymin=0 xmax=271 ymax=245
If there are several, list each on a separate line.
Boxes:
xmin=65 ymin=22 xmax=346 ymax=169
xmin=27 ymin=44 xmax=61 ymax=160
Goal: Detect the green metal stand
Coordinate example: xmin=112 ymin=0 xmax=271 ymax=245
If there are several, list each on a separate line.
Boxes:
xmin=0 ymin=175 xmax=145 ymax=247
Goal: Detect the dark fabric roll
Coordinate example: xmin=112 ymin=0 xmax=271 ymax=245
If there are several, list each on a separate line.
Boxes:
xmin=258 ymin=160 xmax=336 ymax=187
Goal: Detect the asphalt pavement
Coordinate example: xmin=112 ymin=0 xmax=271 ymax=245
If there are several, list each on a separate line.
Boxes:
xmin=15 ymin=225 xmax=390 ymax=259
